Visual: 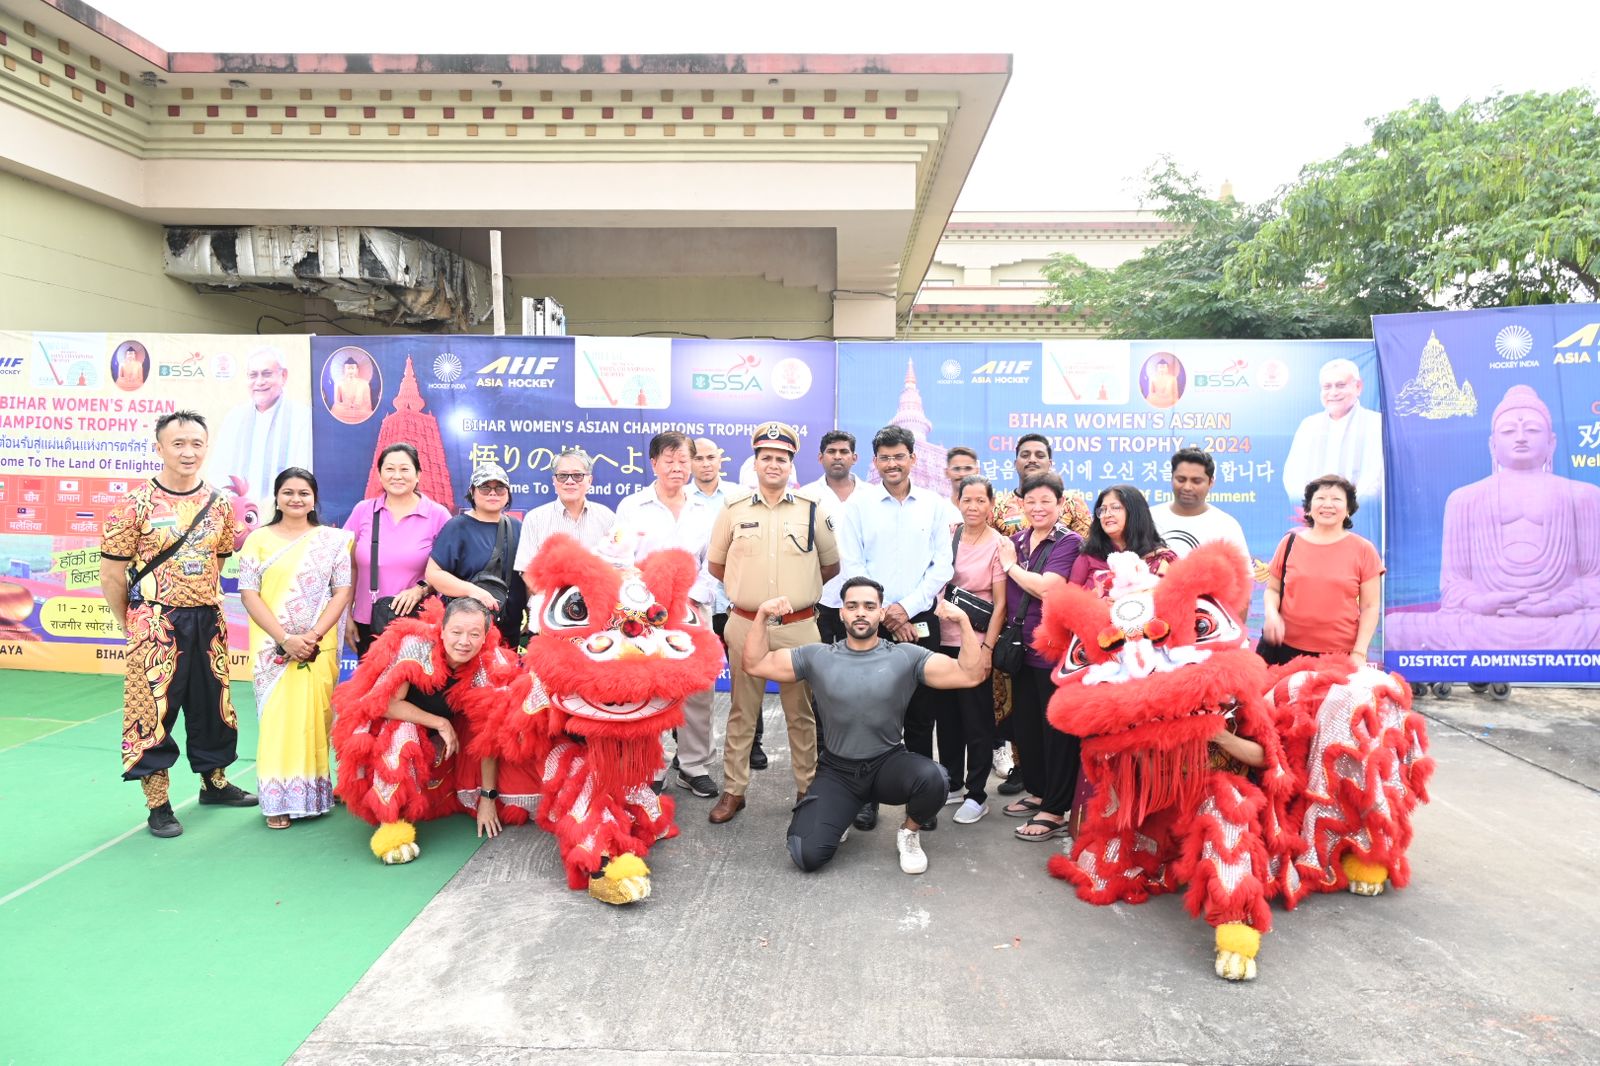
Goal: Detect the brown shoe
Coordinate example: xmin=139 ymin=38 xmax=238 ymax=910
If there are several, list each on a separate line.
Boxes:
xmin=709 ymin=791 xmax=745 ymax=824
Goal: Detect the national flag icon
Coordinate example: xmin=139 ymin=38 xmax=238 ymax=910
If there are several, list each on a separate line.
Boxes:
xmin=75 ymin=510 xmax=96 ymax=520
xmin=20 ymin=477 xmax=43 ymax=491
xmin=59 ymin=479 xmax=79 ymax=492
xmin=15 ymin=506 xmax=34 ymax=516
xmin=108 ymin=480 xmax=128 ymax=493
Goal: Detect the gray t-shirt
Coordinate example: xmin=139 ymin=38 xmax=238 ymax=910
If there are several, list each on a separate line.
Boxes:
xmin=790 ymin=640 xmax=933 ymax=760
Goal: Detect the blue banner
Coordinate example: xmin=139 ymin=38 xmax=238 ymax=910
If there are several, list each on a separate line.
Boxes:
xmin=837 ymin=339 xmax=1380 ymax=626
xmin=1377 ymin=306 xmax=1600 ymax=682
xmin=310 ymin=336 xmax=837 ymax=526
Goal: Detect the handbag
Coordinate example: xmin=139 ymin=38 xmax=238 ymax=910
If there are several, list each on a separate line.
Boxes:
xmin=992 ymin=529 xmax=1055 ymax=675
xmin=1254 ymin=532 xmax=1297 ymax=661
xmin=367 ymin=499 xmax=423 ymax=638
xmin=943 ymin=528 xmax=995 ymax=632
xmin=468 ymin=516 xmax=513 ymax=613
xmin=125 ymin=491 xmax=220 ymax=605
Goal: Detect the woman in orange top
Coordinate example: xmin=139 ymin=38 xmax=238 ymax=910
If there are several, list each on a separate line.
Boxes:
xmin=1260 ymin=474 xmax=1384 ymax=670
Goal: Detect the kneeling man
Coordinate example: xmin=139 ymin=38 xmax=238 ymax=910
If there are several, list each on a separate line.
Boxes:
xmin=742 ymin=577 xmax=986 ymax=875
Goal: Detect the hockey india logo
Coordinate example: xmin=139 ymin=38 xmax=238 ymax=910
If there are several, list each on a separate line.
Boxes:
xmin=434 ymin=354 xmax=464 ymax=382
xmin=1494 ymin=325 xmax=1533 ymax=361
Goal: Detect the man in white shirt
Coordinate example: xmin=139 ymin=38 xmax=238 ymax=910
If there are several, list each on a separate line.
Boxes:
xmin=1152 ymin=447 xmax=1250 ymax=561
xmin=514 ymin=447 xmax=616 ymax=577
xmin=1282 ymin=358 xmax=1384 ymax=505
xmin=836 ymin=425 xmax=956 ymax=831
xmin=208 ymin=346 xmax=312 ymax=507
xmin=805 ymin=430 xmax=861 ymax=645
xmin=614 ymin=431 xmax=721 ymax=799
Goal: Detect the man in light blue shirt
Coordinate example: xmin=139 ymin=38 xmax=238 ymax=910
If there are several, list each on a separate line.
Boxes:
xmin=836 ymin=425 xmax=956 ymax=831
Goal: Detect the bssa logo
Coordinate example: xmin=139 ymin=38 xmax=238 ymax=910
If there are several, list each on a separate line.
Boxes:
xmin=160 ymin=350 xmax=207 ymax=378
xmin=1195 ymin=359 xmax=1249 ymax=388
xmin=693 ymin=352 xmax=764 ymax=393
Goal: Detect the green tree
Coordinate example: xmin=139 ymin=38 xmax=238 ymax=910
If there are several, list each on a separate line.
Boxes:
xmin=1233 ymin=89 xmax=1600 ymax=310
xmin=1040 ymin=161 xmax=1371 ymax=339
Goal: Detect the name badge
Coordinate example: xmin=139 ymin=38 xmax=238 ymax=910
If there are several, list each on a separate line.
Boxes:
xmin=181 ymin=558 xmax=205 ymax=577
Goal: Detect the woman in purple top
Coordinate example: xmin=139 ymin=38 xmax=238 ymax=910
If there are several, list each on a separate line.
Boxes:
xmin=343 ymin=443 xmax=452 ymax=657
xmin=995 ymin=472 xmax=1082 ymax=841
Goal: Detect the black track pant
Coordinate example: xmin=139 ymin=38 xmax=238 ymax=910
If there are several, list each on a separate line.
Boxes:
xmin=931 ymin=646 xmax=995 ymax=803
xmin=121 ymin=604 xmax=236 ymax=780
xmin=1009 ymin=664 xmax=1079 ymax=817
xmin=787 ymin=745 xmax=946 ymax=872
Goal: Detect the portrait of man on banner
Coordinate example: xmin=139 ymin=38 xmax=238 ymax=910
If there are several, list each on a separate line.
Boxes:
xmin=207 ymin=344 xmax=314 ymax=507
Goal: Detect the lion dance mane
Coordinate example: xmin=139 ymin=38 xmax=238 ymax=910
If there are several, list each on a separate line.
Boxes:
xmin=333 ymin=534 xmax=722 ymax=905
xmin=1035 ymin=541 xmax=1433 ymax=979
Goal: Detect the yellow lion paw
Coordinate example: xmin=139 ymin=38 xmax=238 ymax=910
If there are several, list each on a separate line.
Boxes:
xmin=370 ymin=821 xmax=420 ymax=865
xmin=1342 ymin=853 xmax=1388 ymax=896
xmin=587 ymin=852 xmax=652 ymax=905
xmin=1214 ymin=922 xmax=1260 ymax=982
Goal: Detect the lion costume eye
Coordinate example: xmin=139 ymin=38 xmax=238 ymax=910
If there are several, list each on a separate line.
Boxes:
xmin=1193 ymin=596 xmax=1241 ymax=645
xmin=543 ymin=587 xmax=589 ymax=630
xmin=1055 ymin=635 xmax=1093 ymax=681
xmin=681 ymin=602 xmax=703 ymax=628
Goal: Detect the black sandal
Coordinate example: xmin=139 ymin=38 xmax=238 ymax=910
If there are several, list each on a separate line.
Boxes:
xmin=1014 ymin=815 xmax=1069 ymax=841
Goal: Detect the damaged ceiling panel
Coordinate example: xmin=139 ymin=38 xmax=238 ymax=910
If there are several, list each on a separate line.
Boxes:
xmin=163 ymin=225 xmax=492 ymax=329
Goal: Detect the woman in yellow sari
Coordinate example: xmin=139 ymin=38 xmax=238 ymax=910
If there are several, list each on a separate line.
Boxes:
xmin=238 ymin=467 xmax=353 ymax=829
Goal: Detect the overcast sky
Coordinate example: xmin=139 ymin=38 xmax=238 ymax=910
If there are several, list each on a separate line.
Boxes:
xmin=94 ymin=0 xmax=1600 ymax=210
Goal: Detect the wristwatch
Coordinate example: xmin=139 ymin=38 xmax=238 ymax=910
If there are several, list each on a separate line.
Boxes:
xmin=479 ymin=788 xmax=500 ymax=801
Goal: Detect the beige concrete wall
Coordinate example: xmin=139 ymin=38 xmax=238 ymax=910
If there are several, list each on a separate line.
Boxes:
xmin=508 ymin=274 xmax=833 ymax=340
xmin=0 ymin=170 xmax=314 ymax=333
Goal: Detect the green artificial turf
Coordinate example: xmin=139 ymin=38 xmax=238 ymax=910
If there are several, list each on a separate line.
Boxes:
xmin=0 ymin=670 xmax=482 ymax=1065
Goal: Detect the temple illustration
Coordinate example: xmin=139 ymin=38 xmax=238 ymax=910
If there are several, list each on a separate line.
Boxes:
xmin=364 ymin=357 xmax=458 ymax=510
xmin=869 ymin=359 xmax=951 ymax=493
xmin=1394 ymin=331 xmax=1477 ymax=419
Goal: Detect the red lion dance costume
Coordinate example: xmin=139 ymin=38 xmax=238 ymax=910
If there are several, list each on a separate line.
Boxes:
xmin=334 ymin=534 xmax=721 ymax=905
xmin=1036 ymin=542 xmax=1433 ymax=980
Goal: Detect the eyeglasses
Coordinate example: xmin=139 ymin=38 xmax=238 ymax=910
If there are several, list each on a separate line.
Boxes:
xmin=1097 ymin=503 xmax=1125 ymax=515
xmin=876 ymin=453 xmax=911 ymax=464
xmin=475 ymin=483 xmax=509 ymax=495
xmin=553 ymin=472 xmax=587 ymax=483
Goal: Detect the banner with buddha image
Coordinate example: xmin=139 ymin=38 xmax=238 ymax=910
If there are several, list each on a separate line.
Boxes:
xmin=0 ymin=332 xmax=312 ymax=676
xmin=1377 ymin=306 xmax=1600 ymax=682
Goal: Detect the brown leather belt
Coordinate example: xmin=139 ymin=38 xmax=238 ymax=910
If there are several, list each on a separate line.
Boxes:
xmin=731 ymin=605 xmax=815 ymax=624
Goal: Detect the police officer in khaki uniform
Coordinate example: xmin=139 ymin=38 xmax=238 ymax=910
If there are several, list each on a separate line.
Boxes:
xmin=706 ymin=422 xmax=840 ymax=823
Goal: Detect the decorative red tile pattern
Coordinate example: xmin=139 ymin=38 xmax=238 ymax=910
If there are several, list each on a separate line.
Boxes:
xmin=524 ymin=106 xmax=535 ymax=119
xmin=246 ymin=105 xmax=257 ymax=117
xmin=285 ymin=105 xmax=297 ymax=117
xmin=442 ymin=106 xmax=454 ymax=118
xmin=482 ymin=107 xmax=494 ymax=118
xmin=324 ymin=106 xmax=337 ymax=118
xmin=363 ymin=106 xmax=376 ymax=118
xmin=167 ymin=104 xmax=180 ymax=116
xmin=206 ymin=104 xmax=218 ymax=117
xmin=803 ymin=106 xmax=814 ymax=119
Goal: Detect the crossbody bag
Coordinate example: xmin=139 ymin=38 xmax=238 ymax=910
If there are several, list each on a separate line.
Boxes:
xmin=991 ymin=529 xmax=1056 ymax=675
xmin=943 ymin=527 xmax=996 ymax=634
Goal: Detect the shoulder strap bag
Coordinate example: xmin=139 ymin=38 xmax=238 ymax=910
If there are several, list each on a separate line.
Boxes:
xmin=944 ymin=527 xmax=995 ymax=634
xmin=126 ymin=491 xmax=219 ymax=605
xmin=991 ymin=530 xmax=1055 ymax=676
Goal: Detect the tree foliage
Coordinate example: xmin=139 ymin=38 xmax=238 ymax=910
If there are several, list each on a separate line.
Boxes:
xmin=1040 ymin=161 xmax=1372 ymax=339
xmin=1233 ymin=89 xmax=1600 ymax=310
xmin=1043 ymin=90 xmax=1600 ymax=340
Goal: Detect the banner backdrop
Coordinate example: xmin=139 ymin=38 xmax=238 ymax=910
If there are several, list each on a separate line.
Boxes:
xmin=1377 ymin=306 xmax=1600 ymax=682
xmin=837 ymin=339 xmax=1381 ymax=626
xmin=0 ymin=332 xmax=312 ymax=676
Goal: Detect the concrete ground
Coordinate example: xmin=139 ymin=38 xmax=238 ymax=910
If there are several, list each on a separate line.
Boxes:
xmin=292 ymin=685 xmax=1600 ymax=1066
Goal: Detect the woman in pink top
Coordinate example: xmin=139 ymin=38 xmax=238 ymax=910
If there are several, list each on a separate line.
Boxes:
xmin=343 ymin=443 xmax=452 ymax=657
xmin=933 ymin=475 xmax=1008 ymax=824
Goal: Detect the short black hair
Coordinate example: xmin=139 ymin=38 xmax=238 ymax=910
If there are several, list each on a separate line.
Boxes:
xmin=819 ymin=430 xmax=856 ymax=453
xmin=956 ymin=474 xmax=994 ymax=502
xmin=376 ymin=443 xmax=420 ymax=474
xmin=155 ymin=410 xmax=208 ymax=439
xmin=1018 ymin=472 xmax=1064 ymax=501
xmin=1015 ymin=433 xmax=1051 ymax=459
xmin=649 ymin=430 xmax=691 ymax=460
xmin=871 ymin=425 xmax=916 ymax=457
xmin=266 ymin=467 xmax=321 ymax=527
xmin=1302 ymin=475 xmax=1357 ymax=529
xmin=1170 ymin=447 xmax=1215 ymax=480
xmin=947 ymin=446 xmax=978 ymax=464
xmin=839 ymin=575 xmax=885 ymax=605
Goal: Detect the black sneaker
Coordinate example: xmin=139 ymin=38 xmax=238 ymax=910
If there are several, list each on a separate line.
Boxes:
xmin=147 ymin=802 xmax=183 ymax=838
xmin=749 ymin=743 xmax=769 ymax=771
xmin=853 ymin=801 xmax=879 ymax=831
xmin=199 ymin=781 xmax=260 ymax=807
xmin=676 ymin=770 xmax=718 ymax=798
xmin=997 ymin=767 xmax=1027 ymax=797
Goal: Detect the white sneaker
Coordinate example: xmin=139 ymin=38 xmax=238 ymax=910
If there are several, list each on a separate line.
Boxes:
xmin=953 ymin=798 xmax=988 ymax=824
xmin=944 ymin=790 xmax=965 ymax=806
xmin=991 ymin=746 xmax=1014 ymax=778
xmin=838 ymin=827 xmax=850 ymax=844
xmin=896 ymin=827 xmax=928 ymax=874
